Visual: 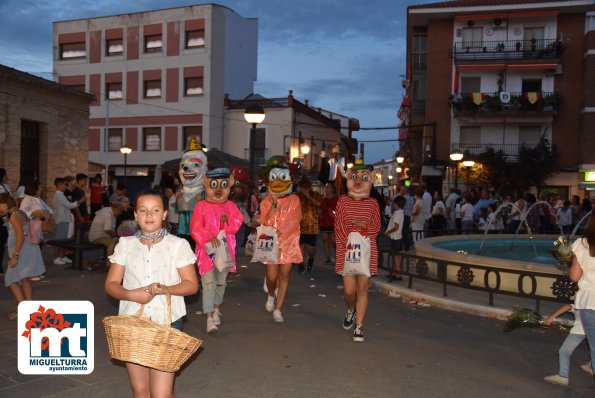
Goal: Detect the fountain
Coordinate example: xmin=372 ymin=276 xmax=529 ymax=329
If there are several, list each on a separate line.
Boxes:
xmin=570 ymin=209 xmax=592 ymax=238
xmin=415 ymin=201 xmax=580 ymax=299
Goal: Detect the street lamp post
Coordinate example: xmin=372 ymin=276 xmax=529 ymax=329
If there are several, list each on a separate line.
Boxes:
xmin=119 ymin=145 xmax=132 ymax=185
xmin=449 ymin=149 xmax=464 ymax=189
xmin=244 ymin=104 xmax=266 ymax=180
xmin=462 ymin=160 xmax=475 ymax=191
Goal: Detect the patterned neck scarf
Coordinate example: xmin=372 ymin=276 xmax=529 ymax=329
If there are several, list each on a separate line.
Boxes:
xmin=135 ymin=228 xmax=169 ymax=241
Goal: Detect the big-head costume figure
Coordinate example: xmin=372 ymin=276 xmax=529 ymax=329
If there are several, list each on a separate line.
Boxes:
xmin=319 ymin=143 xmax=346 ymax=195
xmin=190 ymin=168 xmax=243 ymax=276
xmin=334 ymin=159 xmax=381 ymax=342
xmin=190 ymin=168 xmax=243 ymax=333
xmin=257 ymin=156 xmax=303 ymax=323
xmin=177 ymin=136 xmax=208 ymax=245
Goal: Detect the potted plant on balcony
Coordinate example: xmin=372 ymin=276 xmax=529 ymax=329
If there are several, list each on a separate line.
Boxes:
xmin=496 ymin=42 xmax=505 ymax=52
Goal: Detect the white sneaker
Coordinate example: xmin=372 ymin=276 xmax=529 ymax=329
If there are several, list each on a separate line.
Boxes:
xmin=273 ymin=309 xmax=284 ymax=323
xmin=61 ymin=257 xmax=72 ymax=264
xmin=206 ymin=317 xmax=218 ymax=334
xmin=213 ymin=309 xmax=221 ymax=326
xmin=53 ymin=258 xmax=66 ymax=265
xmin=265 ymin=295 xmax=275 ymax=312
xmin=580 ymin=362 xmax=594 ymax=376
xmin=543 ymin=374 xmax=568 ymax=387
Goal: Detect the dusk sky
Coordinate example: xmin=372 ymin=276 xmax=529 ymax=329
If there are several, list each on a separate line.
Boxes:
xmin=0 ymin=0 xmax=431 ymax=163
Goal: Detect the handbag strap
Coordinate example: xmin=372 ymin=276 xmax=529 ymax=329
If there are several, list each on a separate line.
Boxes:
xmin=134 ymin=285 xmax=173 ymax=326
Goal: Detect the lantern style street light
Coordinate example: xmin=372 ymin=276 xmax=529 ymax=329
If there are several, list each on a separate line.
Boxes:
xmin=463 ymin=160 xmax=475 ymax=191
xmin=449 ymin=149 xmax=464 ymax=189
xmin=119 ymin=145 xmax=132 ymax=185
xmin=396 ymin=155 xmax=405 ymax=164
xmin=244 ymin=104 xmax=266 ymax=179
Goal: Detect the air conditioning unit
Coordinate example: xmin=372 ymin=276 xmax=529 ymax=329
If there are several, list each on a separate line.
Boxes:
xmin=493 ymin=18 xmax=506 ymax=29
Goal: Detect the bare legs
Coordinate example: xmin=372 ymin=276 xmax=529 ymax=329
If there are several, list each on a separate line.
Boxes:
xmin=9 ymin=278 xmax=33 ymax=304
xmin=321 ymin=231 xmax=336 ymax=260
xmin=342 ymin=275 xmax=370 ymax=325
xmin=125 ymin=362 xmax=175 ymax=398
xmin=265 ymin=263 xmax=292 ymax=311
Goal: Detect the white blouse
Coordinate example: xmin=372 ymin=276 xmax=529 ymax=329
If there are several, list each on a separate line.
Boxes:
xmin=572 ymin=238 xmax=595 ymax=310
xmin=109 ymin=235 xmax=197 ymax=324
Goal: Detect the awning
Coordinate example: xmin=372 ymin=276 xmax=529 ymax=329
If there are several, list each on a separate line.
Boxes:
xmin=458 ymin=64 xmax=506 ymax=70
xmin=507 ymin=64 xmax=558 ymax=70
xmin=454 ymin=10 xmax=558 ymax=21
xmin=421 ymin=165 xmax=443 ymax=177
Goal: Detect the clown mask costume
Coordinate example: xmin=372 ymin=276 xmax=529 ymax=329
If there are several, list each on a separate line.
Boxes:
xmin=176 ymin=136 xmax=207 ymax=242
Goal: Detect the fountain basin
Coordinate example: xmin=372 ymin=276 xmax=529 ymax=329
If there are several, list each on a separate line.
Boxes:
xmin=414 ymin=234 xmax=569 ymax=299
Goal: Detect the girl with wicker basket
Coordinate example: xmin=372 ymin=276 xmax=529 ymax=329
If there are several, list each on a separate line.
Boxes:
xmin=105 ymin=189 xmax=198 ymax=397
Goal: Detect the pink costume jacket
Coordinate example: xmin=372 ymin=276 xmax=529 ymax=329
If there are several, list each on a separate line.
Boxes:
xmin=190 ymin=200 xmax=243 ymax=275
xmin=259 ymin=194 xmax=303 ymax=264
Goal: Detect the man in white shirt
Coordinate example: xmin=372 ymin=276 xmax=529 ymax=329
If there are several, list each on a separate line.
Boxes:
xmin=444 ymin=188 xmax=460 ymax=234
xmin=52 ymin=177 xmax=83 ymax=265
xmin=422 ymin=184 xmax=432 ymax=235
xmin=89 ymin=202 xmax=123 ymax=269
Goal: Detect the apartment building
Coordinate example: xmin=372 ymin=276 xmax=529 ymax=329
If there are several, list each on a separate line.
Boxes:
xmin=53 ymin=4 xmax=257 ymax=187
xmin=402 ymin=0 xmax=594 ymax=197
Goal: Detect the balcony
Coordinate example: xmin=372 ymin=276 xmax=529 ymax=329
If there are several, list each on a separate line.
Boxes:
xmin=450 ymin=91 xmax=561 ymax=116
xmin=451 ymin=143 xmax=539 ymax=162
xmin=452 ymin=39 xmax=563 ymax=62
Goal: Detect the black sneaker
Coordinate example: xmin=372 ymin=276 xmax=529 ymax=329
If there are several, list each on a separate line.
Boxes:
xmin=342 ymin=309 xmax=356 ymax=330
xmin=297 ymin=263 xmax=305 ymax=275
xmin=307 ymin=258 xmax=314 ymax=272
xmin=353 ymin=324 xmax=364 ymax=342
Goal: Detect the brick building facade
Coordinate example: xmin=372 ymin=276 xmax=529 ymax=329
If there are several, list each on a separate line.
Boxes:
xmin=0 ymin=64 xmax=93 ymax=204
xmin=401 ymin=0 xmax=595 ymax=196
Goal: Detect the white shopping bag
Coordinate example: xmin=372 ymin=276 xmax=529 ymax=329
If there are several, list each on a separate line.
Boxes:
xmin=205 ymin=230 xmax=235 ymax=272
xmin=244 ymin=232 xmax=256 ymax=256
xmin=342 ymin=232 xmax=371 ymax=277
xmin=251 ymin=225 xmax=279 ymax=263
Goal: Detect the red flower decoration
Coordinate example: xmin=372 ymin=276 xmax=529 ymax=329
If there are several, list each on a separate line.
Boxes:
xmin=21 ymin=305 xmax=72 ymax=350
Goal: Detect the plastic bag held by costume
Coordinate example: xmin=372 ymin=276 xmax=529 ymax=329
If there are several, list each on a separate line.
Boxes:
xmin=251 ymin=225 xmax=279 ymax=263
xmin=206 ymin=229 xmax=235 ymax=272
xmin=342 ymin=232 xmax=371 ymax=277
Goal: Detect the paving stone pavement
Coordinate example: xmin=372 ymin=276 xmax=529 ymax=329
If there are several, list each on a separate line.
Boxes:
xmin=0 ymin=243 xmax=593 ymax=397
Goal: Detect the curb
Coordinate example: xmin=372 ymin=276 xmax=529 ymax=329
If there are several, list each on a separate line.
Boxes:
xmin=371 ymin=279 xmax=512 ymax=321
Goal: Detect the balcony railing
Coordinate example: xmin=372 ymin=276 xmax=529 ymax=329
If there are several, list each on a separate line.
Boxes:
xmin=451 ymin=143 xmax=540 ymax=161
xmin=450 ymin=91 xmax=561 ymax=115
xmin=453 ymin=39 xmax=563 ymax=62
xmin=244 ymin=148 xmax=268 ymax=166
xmin=411 ymin=100 xmax=426 ymax=116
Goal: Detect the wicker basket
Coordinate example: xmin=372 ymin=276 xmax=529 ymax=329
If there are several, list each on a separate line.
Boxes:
xmin=103 ymin=287 xmax=202 ymax=372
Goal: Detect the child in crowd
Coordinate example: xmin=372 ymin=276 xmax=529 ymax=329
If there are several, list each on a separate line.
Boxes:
xmin=543 ymin=303 xmax=594 ymax=386
xmin=105 ymin=189 xmax=198 ymax=397
xmin=295 ymin=179 xmax=322 ymax=274
xmin=557 ymin=200 xmax=573 ymax=235
xmin=52 ymin=177 xmax=83 ymax=265
xmin=478 ymin=207 xmax=493 ymax=232
xmin=0 ymin=193 xmax=45 ymax=320
xmin=89 ymin=173 xmax=107 ymax=219
xmin=71 ymin=173 xmax=89 ymax=223
xmin=386 ymin=196 xmax=406 ymax=282
xmin=190 ymin=168 xmax=243 ymax=333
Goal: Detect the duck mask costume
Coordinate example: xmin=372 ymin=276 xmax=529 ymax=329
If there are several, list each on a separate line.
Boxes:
xmin=203 ymin=168 xmax=235 ymax=204
xmin=346 ymin=160 xmax=376 ymax=199
xmin=260 ymin=156 xmax=293 ymax=198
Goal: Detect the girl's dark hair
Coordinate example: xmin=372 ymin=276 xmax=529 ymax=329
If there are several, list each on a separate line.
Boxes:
xmin=0 ymin=192 xmax=16 ymax=208
xmin=0 ymin=168 xmax=6 ymax=182
xmin=583 ymin=215 xmax=595 ymax=257
xmin=135 ymin=189 xmax=170 ymax=230
xmin=24 ymin=180 xmax=41 ymax=196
